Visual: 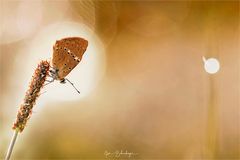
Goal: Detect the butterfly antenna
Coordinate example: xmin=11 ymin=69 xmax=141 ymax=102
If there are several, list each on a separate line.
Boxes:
xmin=65 ymin=78 xmax=80 ymax=94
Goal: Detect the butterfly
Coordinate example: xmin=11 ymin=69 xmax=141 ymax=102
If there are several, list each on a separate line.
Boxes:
xmin=47 ymin=37 xmax=88 ymax=93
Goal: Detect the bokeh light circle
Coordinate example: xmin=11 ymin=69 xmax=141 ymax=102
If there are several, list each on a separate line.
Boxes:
xmin=0 ymin=0 xmax=43 ymax=44
xmin=203 ymin=57 xmax=220 ymax=74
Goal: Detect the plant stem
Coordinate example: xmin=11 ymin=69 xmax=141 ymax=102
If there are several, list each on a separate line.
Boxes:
xmin=5 ymin=130 xmax=18 ymax=160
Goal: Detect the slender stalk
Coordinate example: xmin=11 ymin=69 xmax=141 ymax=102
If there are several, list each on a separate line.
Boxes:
xmin=5 ymin=131 xmax=19 ymax=160
xmin=5 ymin=60 xmax=50 ymax=159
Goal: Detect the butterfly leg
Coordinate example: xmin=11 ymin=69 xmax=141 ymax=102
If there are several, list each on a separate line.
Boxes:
xmin=43 ymin=76 xmax=55 ymax=86
xmin=44 ymin=81 xmax=54 ymax=86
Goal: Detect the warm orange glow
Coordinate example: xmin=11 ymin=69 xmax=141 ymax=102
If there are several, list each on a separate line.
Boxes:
xmin=0 ymin=1 xmax=239 ymax=159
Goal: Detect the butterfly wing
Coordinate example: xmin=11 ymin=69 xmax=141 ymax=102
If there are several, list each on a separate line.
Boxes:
xmin=52 ymin=37 xmax=88 ymax=80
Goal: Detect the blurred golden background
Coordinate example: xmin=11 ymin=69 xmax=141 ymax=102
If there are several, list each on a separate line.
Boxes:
xmin=0 ymin=1 xmax=239 ymax=159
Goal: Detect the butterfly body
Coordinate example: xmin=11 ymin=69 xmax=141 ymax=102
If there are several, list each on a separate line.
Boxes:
xmin=51 ymin=37 xmax=88 ymax=81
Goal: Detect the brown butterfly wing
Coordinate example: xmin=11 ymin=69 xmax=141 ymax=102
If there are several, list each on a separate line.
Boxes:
xmin=60 ymin=37 xmax=88 ymax=57
xmin=52 ymin=37 xmax=88 ymax=80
